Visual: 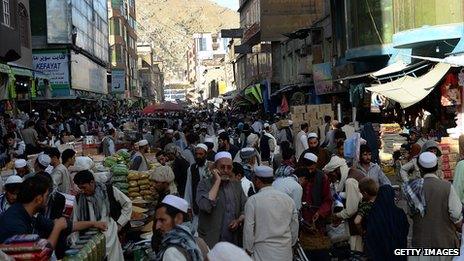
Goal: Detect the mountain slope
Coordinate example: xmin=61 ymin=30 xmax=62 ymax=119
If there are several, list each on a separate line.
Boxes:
xmin=136 ymin=0 xmax=239 ymax=84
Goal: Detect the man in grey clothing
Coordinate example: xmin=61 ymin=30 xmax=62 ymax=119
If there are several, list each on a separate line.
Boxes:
xmin=195 ymin=151 xmax=246 ymax=248
xmin=357 ymin=145 xmax=391 ymax=186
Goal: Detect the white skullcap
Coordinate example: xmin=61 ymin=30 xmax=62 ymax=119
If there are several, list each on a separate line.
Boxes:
xmin=196 ymin=143 xmax=208 ymax=152
xmin=217 ymin=129 xmax=226 ymax=135
xmin=193 ymin=124 xmax=200 ymax=129
xmin=15 ymin=159 xmax=27 ymax=169
xmin=166 ymin=129 xmax=174 ymax=134
xmin=5 ymin=175 xmax=23 ymax=185
xmin=138 ymin=139 xmax=149 ymax=147
xmin=303 ymin=152 xmax=318 ymax=163
xmin=37 ymin=154 xmax=51 ymax=167
xmin=263 ymin=123 xmax=270 ymax=128
xmin=418 ymin=152 xmax=438 ymax=169
xmin=215 ymin=151 xmax=232 ymax=162
xmin=207 ymin=242 xmax=252 ymax=261
xmin=307 ymin=132 xmax=318 ymax=139
xmin=162 ymin=195 xmax=188 ymax=213
xmin=255 ymin=166 xmax=274 ymax=178
xmin=246 ymin=133 xmax=259 ymax=146
xmin=204 ymin=137 xmax=214 ymax=144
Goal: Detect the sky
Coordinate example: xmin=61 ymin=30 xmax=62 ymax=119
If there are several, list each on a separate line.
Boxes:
xmin=212 ymin=0 xmax=239 ymax=10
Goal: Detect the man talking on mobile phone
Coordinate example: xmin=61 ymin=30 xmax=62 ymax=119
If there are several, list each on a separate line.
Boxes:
xmin=195 ymin=151 xmax=247 ymax=248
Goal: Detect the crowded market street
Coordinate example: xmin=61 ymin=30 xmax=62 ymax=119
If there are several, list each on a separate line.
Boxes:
xmin=1 ymin=0 xmax=464 ymax=260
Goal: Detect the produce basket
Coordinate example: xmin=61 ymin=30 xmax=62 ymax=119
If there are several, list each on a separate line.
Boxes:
xmin=299 ymin=222 xmax=331 ymax=251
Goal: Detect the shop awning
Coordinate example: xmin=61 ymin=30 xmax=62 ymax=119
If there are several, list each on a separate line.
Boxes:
xmin=11 ymin=67 xmax=33 ymax=77
xmin=244 ymin=84 xmax=263 ymax=103
xmin=366 ymin=63 xmax=451 ymax=108
xmin=371 ymin=60 xmax=429 ymax=78
xmin=0 ymin=64 xmax=10 ymax=74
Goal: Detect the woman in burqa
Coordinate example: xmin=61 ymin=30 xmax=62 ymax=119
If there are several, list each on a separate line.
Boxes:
xmin=365 ymin=185 xmax=409 ymax=261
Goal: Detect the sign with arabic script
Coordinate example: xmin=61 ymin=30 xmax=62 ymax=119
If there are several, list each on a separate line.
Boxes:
xmin=33 ymin=50 xmax=70 ymax=89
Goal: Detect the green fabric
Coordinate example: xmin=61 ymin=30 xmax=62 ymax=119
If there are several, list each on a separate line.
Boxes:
xmin=0 ymin=64 xmax=9 ymax=74
xmin=452 ymin=160 xmax=464 ymax=203
xmin=7 ymin=72 xmax=16 ymax=99
xmin=30 ymin=78 xmax=37 ymax=98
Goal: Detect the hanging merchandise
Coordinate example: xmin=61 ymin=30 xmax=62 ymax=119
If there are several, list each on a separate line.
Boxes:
xmin=7 ymin=72 xmax=16 ymax=99
xmin=459 ymin=69 xmax=464 ymax=87
xmin=370 ymin=92 xmax=385 ymax=113
xmin=440 ymin=73 xmax=461 ymax=106
xmin=30 ymin=78 xmax=37 ymax=98
xmin=281 ymin=95 xmax=289 ymax=113
xmin=349 ymin=83 xmax=365 ymax=107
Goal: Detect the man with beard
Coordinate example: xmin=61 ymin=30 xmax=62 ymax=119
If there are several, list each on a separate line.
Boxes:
xmin=182 ymin=133 xmax=200 ymax=165
xmin=184 ymin=143 xmax=211 ymax=233
xmin=152 ymin=195 xmax=207 ymax=261
xmin=243 ymin=166 xmax=298 ymax=261
xmin=218 ymin=132 xmax=239 ymax=159
xmin=165 ymin=144 xmax=190 ymax=197
xmin=196 ymin=151 xmax=247 ymax=248
xmin=3 ymin=133 xmax=25 ymax=161
xmin=298 ymin=133 xmax=331 ymax=170
xmin=356 ymin=145 xmax=391 ymax=186
xmin=156 ymin=150 xmax=168 ymax=166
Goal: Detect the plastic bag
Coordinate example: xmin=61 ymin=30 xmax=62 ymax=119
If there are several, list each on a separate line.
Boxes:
xmin=326 ymin=222 xmax=349 ymax=243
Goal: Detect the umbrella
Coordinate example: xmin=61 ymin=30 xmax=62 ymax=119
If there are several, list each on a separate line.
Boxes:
xmin=142 ymin=102 xmax=184 ymax=114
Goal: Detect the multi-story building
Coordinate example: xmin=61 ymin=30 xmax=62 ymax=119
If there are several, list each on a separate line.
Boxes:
xmin=30 ymin=0 xmax=109 ymax=98
xmin=235 ymin=0 xmax=324 ymax=91
xmin=137 ymin=43 xmax=164 ymax=102
xmin=0 ymin=0 xmax=34 ymax=100
xmin=188 ymin=32 xmax=234 ymax=101
xmin=108 ymin=0 xmax=139 ymax=98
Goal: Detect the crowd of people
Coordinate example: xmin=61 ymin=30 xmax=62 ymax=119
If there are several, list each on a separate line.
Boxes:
xmin=0 ymin=108 xmax=463 ymax=260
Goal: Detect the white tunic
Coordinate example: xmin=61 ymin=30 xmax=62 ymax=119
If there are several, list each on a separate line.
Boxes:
xmin=73 ymin=186 xmax=132 ymax=260
xmin=243 ymin=186 xmax=298 ymax=261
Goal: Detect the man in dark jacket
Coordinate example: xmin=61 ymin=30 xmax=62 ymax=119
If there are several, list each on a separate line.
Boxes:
xmin=165 ymin=144 xmax=190 ymax=197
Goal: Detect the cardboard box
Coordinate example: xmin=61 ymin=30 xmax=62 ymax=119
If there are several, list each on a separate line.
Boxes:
xmin=291 ymin=105 xmax=307 ymax=114
xmin=291 ymin=113 xmax=304 ymax=122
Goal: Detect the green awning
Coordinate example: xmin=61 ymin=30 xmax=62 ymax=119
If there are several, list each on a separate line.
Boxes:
xmin=244 ymin=84 xmax=263 ymax=103
xmin=0 ymin=64 xmax=9 ymax=74
xmin=11 ymin=67 xmax=33 ymax=77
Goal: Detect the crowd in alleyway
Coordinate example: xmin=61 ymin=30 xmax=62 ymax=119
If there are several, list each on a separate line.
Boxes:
xmin=0 ymin=107 xmax=462 ymax=260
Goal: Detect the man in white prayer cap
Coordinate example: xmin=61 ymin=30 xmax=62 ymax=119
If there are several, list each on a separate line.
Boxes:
xmin=152 ymin=195 xmax=207 ymax=261
xmin=14 ymin=159 xmax=30 ymax=178
xmin=130 ymin=139 xmax=149 ymax=171
xmin=196 ymin=151 xmax=247 ymax=248
xmin=243 ymin=165 xmax=298 ymax=261
xmin=184 ymin=143 xmax=211 ymax=233
xmin=405 ymin=152 xmax=462 ymax=256
xmin=0 ymin=175 xmax=22 ymax=214
xmin=298 ymin=132 xmax=331 ymax=169
xmin=208 ymin=242 xmax=252 ymax=261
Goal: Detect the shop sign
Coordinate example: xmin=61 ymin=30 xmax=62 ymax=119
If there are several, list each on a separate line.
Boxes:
xmin=111 ymin=69 xmax=125 ymax=93
xmin=32 ymin=50 xmax=70 ymax=89
xmin=70 ymin=51 xmax=108 ymax=94
xmin=313 ymin=63 xmax=345 ymax=95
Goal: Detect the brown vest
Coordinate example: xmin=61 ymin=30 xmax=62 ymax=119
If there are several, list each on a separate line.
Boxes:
xmin=412 ymin=177 xmax=459 ymax=248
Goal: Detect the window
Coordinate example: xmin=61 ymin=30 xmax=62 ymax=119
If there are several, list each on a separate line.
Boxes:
xmin=18 ymin=3 xmax=29 ymax=47
xmin=109 ymin=17 xmax=120 ymax=36
xmin=2 ymin=0 xmax=10 ymax=27
xmin=199 ymin=38 xmax=207 ymax=51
